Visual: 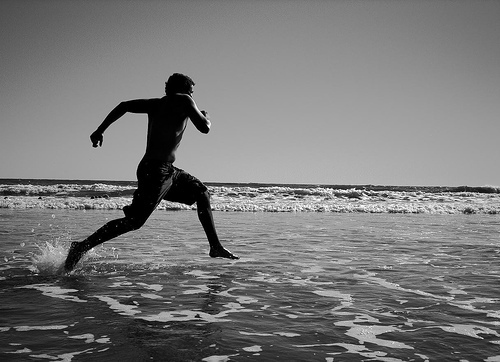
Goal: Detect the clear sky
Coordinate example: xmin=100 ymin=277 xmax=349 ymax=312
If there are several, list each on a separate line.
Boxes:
xmin=1 ymin=0 xmax=499 ymax=186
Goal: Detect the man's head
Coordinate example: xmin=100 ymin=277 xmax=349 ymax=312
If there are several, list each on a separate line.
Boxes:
xmin=165 ymin=73 xmax=195 ymax=96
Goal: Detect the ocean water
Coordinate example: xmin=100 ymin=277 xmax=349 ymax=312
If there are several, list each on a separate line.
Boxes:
xmin=1 ymin=180 xmax=500 ymax=361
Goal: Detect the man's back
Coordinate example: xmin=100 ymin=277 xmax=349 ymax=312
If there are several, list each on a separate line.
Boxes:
xmin=144 ymin=95 xmax=191 ymax=163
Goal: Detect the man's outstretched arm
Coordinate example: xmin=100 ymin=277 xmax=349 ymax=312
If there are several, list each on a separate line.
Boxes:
xmin=90 ymin=99 xmax=152 ymax=147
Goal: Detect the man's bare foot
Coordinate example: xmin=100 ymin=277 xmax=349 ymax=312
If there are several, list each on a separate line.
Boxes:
xmin=209 ymin=246 xmax=239 ymax=260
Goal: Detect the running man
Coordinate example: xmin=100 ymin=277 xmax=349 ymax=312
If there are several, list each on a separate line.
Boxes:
xmin=64 ymin=73 xmax=239 ymax=272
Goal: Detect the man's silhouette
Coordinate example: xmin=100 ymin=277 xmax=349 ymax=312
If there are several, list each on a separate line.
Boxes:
xmin=64 ymin=73 xmax=238 ymax=272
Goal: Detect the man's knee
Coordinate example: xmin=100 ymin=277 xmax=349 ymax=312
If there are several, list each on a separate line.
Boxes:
xmin=123 ymin=205 xmax=149 ymax=230
xmin=127 ymin=216 xmax=147 ymax=230
xmin=197 ymin=190 xmax=211 ymax=205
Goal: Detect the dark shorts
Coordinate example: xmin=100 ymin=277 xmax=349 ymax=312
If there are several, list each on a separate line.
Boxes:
xmin=123 ymin=159 xmax=207 ymax=225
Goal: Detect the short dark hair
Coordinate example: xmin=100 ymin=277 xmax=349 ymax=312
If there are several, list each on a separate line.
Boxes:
xmin=165 ymin=73 xmax=195 ymax=95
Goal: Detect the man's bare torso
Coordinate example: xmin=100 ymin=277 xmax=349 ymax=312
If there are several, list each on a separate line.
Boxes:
xmin=143 ymin=95 xmax=189 ymax=163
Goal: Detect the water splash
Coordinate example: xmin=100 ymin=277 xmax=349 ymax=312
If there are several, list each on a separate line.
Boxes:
xmin=30 ymin=240 xmax=68 ymax=275
xmin=29 ymin=238 xmax=122 ymax=276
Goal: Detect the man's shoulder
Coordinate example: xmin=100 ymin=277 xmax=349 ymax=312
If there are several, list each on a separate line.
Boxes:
xmin=164 ymin=94 xmax=195 ymax=110
xmin=164 ymin=93 xmax=193 ymax=101
xmin=144 ymin=97 xmax=166 ymax=110
xmin=151 ymin=97 xmax=165 ymax=103
xmin=130 ymin=97 xmax=163 ymax=107
xmin=169 ymin=93 xmax=193 ymax=102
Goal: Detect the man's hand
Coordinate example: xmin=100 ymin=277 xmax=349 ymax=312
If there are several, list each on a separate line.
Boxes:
xmin=201 ymin=110 xmax=210 ymax=119
xmin=90 ymin=130 xmax=103 ymax=147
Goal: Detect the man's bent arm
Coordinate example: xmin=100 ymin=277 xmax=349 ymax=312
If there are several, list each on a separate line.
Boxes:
xmin=91 ymin=100 xmax=151 ymax=147
xmin=96 ymin=100 xmax=151 ymax=133
xmin=184 ymin=96 xmax=211 ymax=134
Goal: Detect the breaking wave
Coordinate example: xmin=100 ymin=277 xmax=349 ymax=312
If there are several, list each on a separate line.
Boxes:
xmin=2 ymin=180 xmax=500 ymax=214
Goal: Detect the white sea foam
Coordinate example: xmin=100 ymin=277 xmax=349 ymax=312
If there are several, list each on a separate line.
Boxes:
xmin=0 ymin=183 xmax=134 ymax=196
xmin=2 ymin=183 xmax=500 ymax=214
xmin=20 ymin=284 xmax=87 ymax=303
xmin=242 ymin=345 xmax=262 ymax=352
xmin=13 ymin=325 xmax=69 ymax=331
xmin=202 ymin=354 xmax=239 ymax=362
xmin=438 ymin=324 xmax=500 ymax=340
xmin=335 ymin=317 xmax=414 ymax=350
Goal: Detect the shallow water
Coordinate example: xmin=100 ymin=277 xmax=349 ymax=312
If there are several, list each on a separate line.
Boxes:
xmin=1 ymin=209 xmax=499 ymax=361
